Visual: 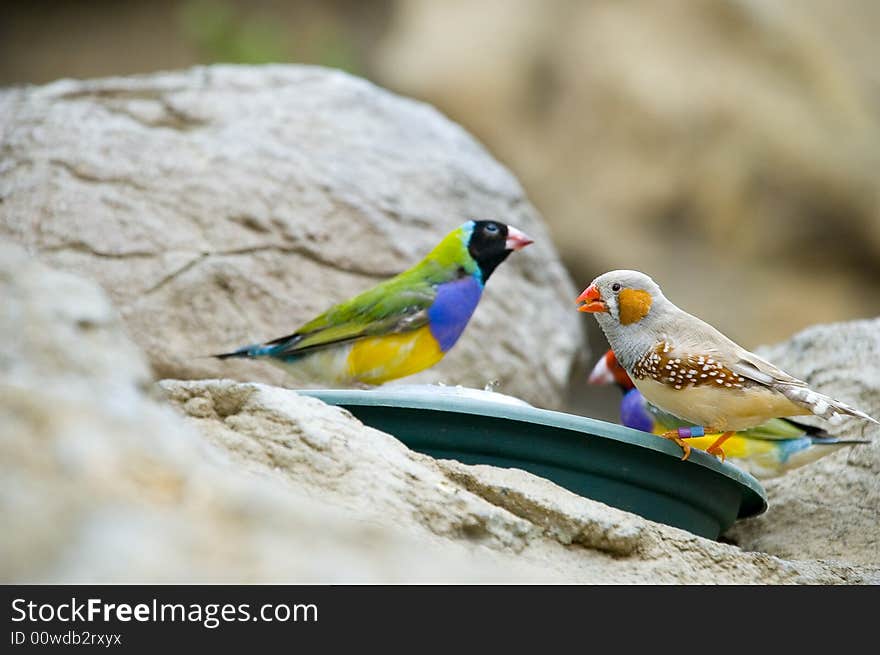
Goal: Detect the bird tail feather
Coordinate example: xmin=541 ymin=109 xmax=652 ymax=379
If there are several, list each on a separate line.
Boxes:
xmin=809 ymin=436 xmax=871 ymax=446
xmin=214 ymin=343 xmax=277 ymax=360
xmin=781 ymin=385 xmax=880 ymax=425
xmin=781 ymin=418 xmax=832 ymax=439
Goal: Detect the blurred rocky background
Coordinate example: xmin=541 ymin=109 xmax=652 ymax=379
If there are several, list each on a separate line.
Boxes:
xmin=3 ymin=0 xmax=879 ymax=419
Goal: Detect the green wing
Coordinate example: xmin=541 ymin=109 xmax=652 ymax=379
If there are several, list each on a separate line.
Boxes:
xmin=264 ymin=264 xmax=447 ymax=357
xmin=737 ymin=418 xmax=828 ymax=441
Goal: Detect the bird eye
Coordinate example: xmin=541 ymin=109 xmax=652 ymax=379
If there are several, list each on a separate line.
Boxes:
xmin=611 ymin=283 xmax=621 ymax=292
xmin=484 ymin=223 xmax=499 ymax=234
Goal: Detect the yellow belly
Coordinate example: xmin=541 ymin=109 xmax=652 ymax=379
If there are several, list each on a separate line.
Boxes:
xmin=635 ymin=378 xmax=810 ymax=431
xmin=662 ymin=432 xmax=776 ymax=459
xmin=345 ymin=326 xmax=445 ymax=385
xmin=650 ymin=428 xmax=804 ymax=479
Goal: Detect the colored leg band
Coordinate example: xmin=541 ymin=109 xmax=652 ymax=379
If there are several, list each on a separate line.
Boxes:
xmin=677 ymin=426 xmax=705 ymax=439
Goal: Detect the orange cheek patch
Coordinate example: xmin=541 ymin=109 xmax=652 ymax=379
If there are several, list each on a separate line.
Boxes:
xmin=619 ymin=288 xmax=652 ymax=325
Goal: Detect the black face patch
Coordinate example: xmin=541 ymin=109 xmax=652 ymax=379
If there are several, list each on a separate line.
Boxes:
xmin=468 ymin=220 xmax=512 ymax=282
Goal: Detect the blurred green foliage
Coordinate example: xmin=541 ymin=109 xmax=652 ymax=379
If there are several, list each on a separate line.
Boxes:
xmin=178 ymin=0 xmax=359 ymax=73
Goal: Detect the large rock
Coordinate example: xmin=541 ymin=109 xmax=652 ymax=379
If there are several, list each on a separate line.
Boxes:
xmin=159 ymin=379 xmax=542 ymax=553
xmin=725 ymin=319 xmax=880 ymax=565
xmin=0 ymin=65 xmax=580 ymax=409
xmin=159 ymin=377 xmax=879 ymax=583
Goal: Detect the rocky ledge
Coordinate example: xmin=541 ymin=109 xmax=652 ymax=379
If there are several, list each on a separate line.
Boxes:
xmin=2 ymin=242 xmax=878 ymax=583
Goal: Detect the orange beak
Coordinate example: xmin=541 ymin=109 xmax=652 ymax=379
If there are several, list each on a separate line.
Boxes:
xmin=576 ymin=285 xmax=607 ymax=313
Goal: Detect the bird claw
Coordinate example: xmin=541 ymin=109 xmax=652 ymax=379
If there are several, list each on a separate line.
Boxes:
xmin=706 ymin=445 xmax=726 ymax=463
xmin=660 ymin=430 xmax=692 ymax=461
xmin=705 ymin=431 xmax=733 ymax=463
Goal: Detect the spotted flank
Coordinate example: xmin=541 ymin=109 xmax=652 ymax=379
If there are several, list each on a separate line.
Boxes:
xmin=631 ymin=343 xmax=749 ymax=391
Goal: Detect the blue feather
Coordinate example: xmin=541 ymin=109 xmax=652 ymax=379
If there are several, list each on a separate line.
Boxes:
xmin=774 ymin=437 xmax=813 ymax=463
xmin=620 ymin=388 xmax=655 ymax=433
xmin=427 ymin=276 xmax=483 ymax=352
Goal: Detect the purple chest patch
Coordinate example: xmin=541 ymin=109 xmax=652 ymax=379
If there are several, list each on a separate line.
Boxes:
xmin=621 ymin=389 xmax=655 ymax=433
xmin=427 ymin=276 xmax=483 ymax=352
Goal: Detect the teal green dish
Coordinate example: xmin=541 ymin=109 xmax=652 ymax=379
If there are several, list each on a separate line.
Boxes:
xmin=301 ymin=387 xmax=767 ymax=539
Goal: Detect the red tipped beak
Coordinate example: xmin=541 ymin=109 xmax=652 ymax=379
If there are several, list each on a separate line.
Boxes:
xmin=505 ymin=226 xmax=534 ymax=251
xmin=576 ymin=285 xmax=607 ymax=313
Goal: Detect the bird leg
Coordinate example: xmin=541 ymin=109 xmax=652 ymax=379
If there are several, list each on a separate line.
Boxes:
xmin=659 ymin=426 xmax=705 ymax=461
xmin=705 ymin=431 xmax=734 ymax=462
